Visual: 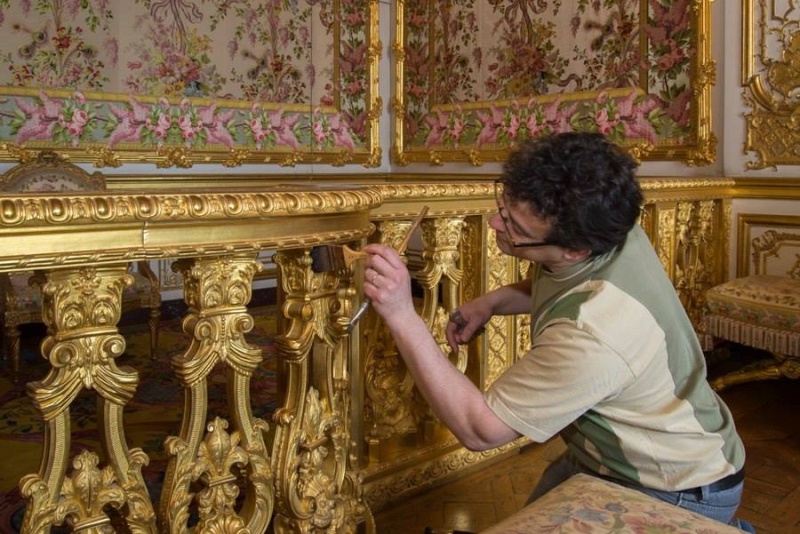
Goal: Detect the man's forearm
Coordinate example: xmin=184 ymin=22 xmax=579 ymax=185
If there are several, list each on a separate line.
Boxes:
xmin=480 ymin=278 xmax=533 ymax=316
xmin=385 ymin=314 xmax=521 ymax=451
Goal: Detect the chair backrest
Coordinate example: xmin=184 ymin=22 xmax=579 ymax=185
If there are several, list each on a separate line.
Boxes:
xmin=0 ymin=150 xmax=106 ymax=193
xmin=750 ymin=229 xmax=800 ymax=278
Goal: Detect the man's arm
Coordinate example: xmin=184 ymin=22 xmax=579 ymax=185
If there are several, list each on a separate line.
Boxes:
xmin=363 ymin=243 xmax=522 ymax=451
xmin=387 ymin=312 xmax=522 ymax=450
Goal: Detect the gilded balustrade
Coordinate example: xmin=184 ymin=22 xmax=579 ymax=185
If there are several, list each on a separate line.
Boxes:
xmin=349 ymin=178 xmax=733 ymax=511
xmin=0 ymin=186 xmax=380 ymax=534
xmin=0 ymin=178 xmax=732 ymax=530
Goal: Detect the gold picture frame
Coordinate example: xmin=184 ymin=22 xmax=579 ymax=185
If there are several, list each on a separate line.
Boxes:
xmin=0 ymin=1 xmax=380 ymax=169
xmin=392 ymin=0 xmax=715 ymax=167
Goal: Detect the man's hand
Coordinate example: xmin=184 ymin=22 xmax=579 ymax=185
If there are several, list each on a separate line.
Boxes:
xmin=362 ymin=243 xmax=416 ymax=327
xmin=445 ymin=300 xmax=491 ymax=353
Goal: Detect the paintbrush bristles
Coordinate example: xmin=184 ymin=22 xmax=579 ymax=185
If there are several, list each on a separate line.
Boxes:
xmin=310 ymin=205 xmax=429 ymax=275
xmin=310 ymin=244 xmax=367 ymax=273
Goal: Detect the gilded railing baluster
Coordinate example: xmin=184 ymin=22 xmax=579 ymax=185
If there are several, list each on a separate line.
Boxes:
xmin=271 ymin=248 xmax=373 ymax=534
xmin=159 ymin=254 xmax=272 ymax=534
xmin=21 ymin=264 xmax=157 ymax=534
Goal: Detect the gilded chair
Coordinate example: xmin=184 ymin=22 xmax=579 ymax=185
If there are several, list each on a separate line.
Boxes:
xmin=704 ymin=230 xmax=800 ymax=391
xmin=0 ymin=151 xmax=161 ymax=380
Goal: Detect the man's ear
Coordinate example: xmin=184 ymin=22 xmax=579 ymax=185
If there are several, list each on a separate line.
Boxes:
xmin=562 ymin=247 xmax=592 ymax=262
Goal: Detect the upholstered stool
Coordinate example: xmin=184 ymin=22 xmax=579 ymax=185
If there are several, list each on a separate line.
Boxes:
xmin=705 ymin=274 xmax=800 ymax=391
xmin=479 ymin=474 xmax=743 ymax=533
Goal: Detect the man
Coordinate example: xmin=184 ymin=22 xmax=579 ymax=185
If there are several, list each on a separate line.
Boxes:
xmin=362 ymin=132 xmax=753 ymax=530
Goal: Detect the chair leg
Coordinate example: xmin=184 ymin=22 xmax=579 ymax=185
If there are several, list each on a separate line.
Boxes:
xmin=710 ymin=353 xmax=800 ymax=391
xmin=148 ymin=306 xmax=161 ymax=360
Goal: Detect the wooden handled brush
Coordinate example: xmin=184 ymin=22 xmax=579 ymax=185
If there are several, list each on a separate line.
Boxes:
xmin=346 ymin=205 xmax=429 ymax=333
xmin=310 ymin=243 xmax=368 ymax=273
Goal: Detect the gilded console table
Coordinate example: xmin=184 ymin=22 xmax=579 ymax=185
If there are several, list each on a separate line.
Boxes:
xmin=0 ymin=186 xmax=380 ymax=534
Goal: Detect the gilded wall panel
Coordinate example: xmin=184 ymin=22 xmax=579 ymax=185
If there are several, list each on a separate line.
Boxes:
xmin=735 ymin=214 xmax=800 ymax=277
xmin=743 ymin=1 xmax=800 ymax=169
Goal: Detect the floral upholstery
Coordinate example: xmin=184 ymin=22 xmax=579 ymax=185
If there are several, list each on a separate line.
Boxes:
xmin=480 ymin=474 xmax=743 ymax=534
xmin=705 ymin=275 xmax=800 ymax=357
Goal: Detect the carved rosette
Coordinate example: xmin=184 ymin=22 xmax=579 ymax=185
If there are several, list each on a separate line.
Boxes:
xmin=21 ymin=264 xmax=157 ymax=533
xmin=271 ymin=248 xmax=373 ymax=533
xmin=160 ymin=254 xmax=273 ymax=534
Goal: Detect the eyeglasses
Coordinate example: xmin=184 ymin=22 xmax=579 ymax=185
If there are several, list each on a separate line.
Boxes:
xmin=494 ymin=180 xmax=559 ymax=248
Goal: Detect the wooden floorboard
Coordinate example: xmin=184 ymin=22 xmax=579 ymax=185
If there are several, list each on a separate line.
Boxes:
xmin=374 ymin=376 xmax=800 ymax=534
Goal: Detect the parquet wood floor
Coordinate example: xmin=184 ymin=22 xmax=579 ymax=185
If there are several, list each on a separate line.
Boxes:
xmin=374 ymin=371 xmax=800 ymax=533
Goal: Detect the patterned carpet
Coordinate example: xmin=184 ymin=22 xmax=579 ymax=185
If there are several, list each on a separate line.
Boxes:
xmin=0 ymin=305 xmax=278 ymax=533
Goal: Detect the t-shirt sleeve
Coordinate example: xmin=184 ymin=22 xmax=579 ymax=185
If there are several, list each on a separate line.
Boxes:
xmin=484 ymin=321 xmax=635 ymax=442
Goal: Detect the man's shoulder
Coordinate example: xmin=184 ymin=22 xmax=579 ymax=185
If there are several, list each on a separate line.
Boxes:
xmin=543 ymin=280 xmax=663 ymax=350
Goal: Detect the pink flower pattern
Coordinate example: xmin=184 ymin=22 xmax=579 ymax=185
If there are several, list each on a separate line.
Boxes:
xmin=405 ymin=0 xmax=694 ymax=154
xmin=0 ymin=1 xmax=693 ymax=161
xmin=0 ymin=0 xmax=368 ymax=158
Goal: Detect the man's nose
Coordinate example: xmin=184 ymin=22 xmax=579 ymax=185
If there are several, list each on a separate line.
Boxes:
xmin=488 ymin=212 xmax=505 ymax=232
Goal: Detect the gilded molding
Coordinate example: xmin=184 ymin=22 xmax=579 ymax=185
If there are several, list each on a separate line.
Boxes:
xmin=732 ymin=177 xmax=800 ymax=201
xmin=362 ymin=443 xmax=519 ymax=510
xmin=0 ymin=188 xmax=383 ymax=227
xmin=0 ymin=187 xmax=379 ymax=272
xmin=736 ymin=214 xmax=800 ymax=276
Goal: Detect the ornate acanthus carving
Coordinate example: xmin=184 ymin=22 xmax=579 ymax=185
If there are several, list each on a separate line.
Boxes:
xmin=22 ymin=264 xmax=157 ymax=533
xmin=160 ymin=254 xmax=273 ymax=534
xmin=364 ymin=216 xmax=468 ymax=444
xmin=271 ymin=248 xmax=373 ymax=534
xmin=743 ymin=2 xmax=800 ymax=168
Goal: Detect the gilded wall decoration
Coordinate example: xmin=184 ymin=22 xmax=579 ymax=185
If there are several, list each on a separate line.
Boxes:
xmin=742 ymin=2 xmax=800 ymax=169
xmin=393 ymin=0 xmax=715 ymax=166
xmin=0 ymin=0 xmax=380 ymax=168
xmin=735 ymin=214 xmax=800 ymax=276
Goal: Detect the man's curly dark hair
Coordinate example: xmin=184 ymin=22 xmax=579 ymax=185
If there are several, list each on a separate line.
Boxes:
xmin=500 ymin=132 xmax=643 ymax=255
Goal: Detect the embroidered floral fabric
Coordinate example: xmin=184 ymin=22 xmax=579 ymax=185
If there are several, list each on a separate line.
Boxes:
xmin=705 ymin=275 xmax=800 ymax=356
xmin=480 ymin=474 xmax=743 ymax=533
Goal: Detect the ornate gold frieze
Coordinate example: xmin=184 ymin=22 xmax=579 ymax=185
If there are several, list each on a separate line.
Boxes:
xmin=0 ymin=188 xmax=383 ymax=227
xmin=0 ymin=187 xmax=379 ymax=273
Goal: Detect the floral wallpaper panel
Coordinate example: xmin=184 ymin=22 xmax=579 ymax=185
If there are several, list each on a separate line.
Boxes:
xmin=0 ymin=0 xmax=377 ymax=167
xmin=398 ymin=0 xmax=709 ymax=166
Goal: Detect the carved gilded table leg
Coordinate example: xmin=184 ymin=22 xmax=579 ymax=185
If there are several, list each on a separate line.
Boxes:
xmin=20 ymin=265 xmax=157 ymax=534
xmin=159 ymin=254 xmax=273 ymax=534
xmin=271 ymin=248 xmax=374 ymax=534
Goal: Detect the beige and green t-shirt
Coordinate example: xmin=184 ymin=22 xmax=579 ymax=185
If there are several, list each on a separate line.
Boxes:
xmin=484 ymin=226 xmax=745 ymax=492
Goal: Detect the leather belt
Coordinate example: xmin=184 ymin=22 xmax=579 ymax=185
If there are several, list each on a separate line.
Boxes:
xmin=682 ymin=468 xmax=745 ymax=495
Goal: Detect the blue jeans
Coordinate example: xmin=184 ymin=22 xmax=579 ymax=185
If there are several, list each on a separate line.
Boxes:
xmin=530 ymin=451 xmax=755 ymax=532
